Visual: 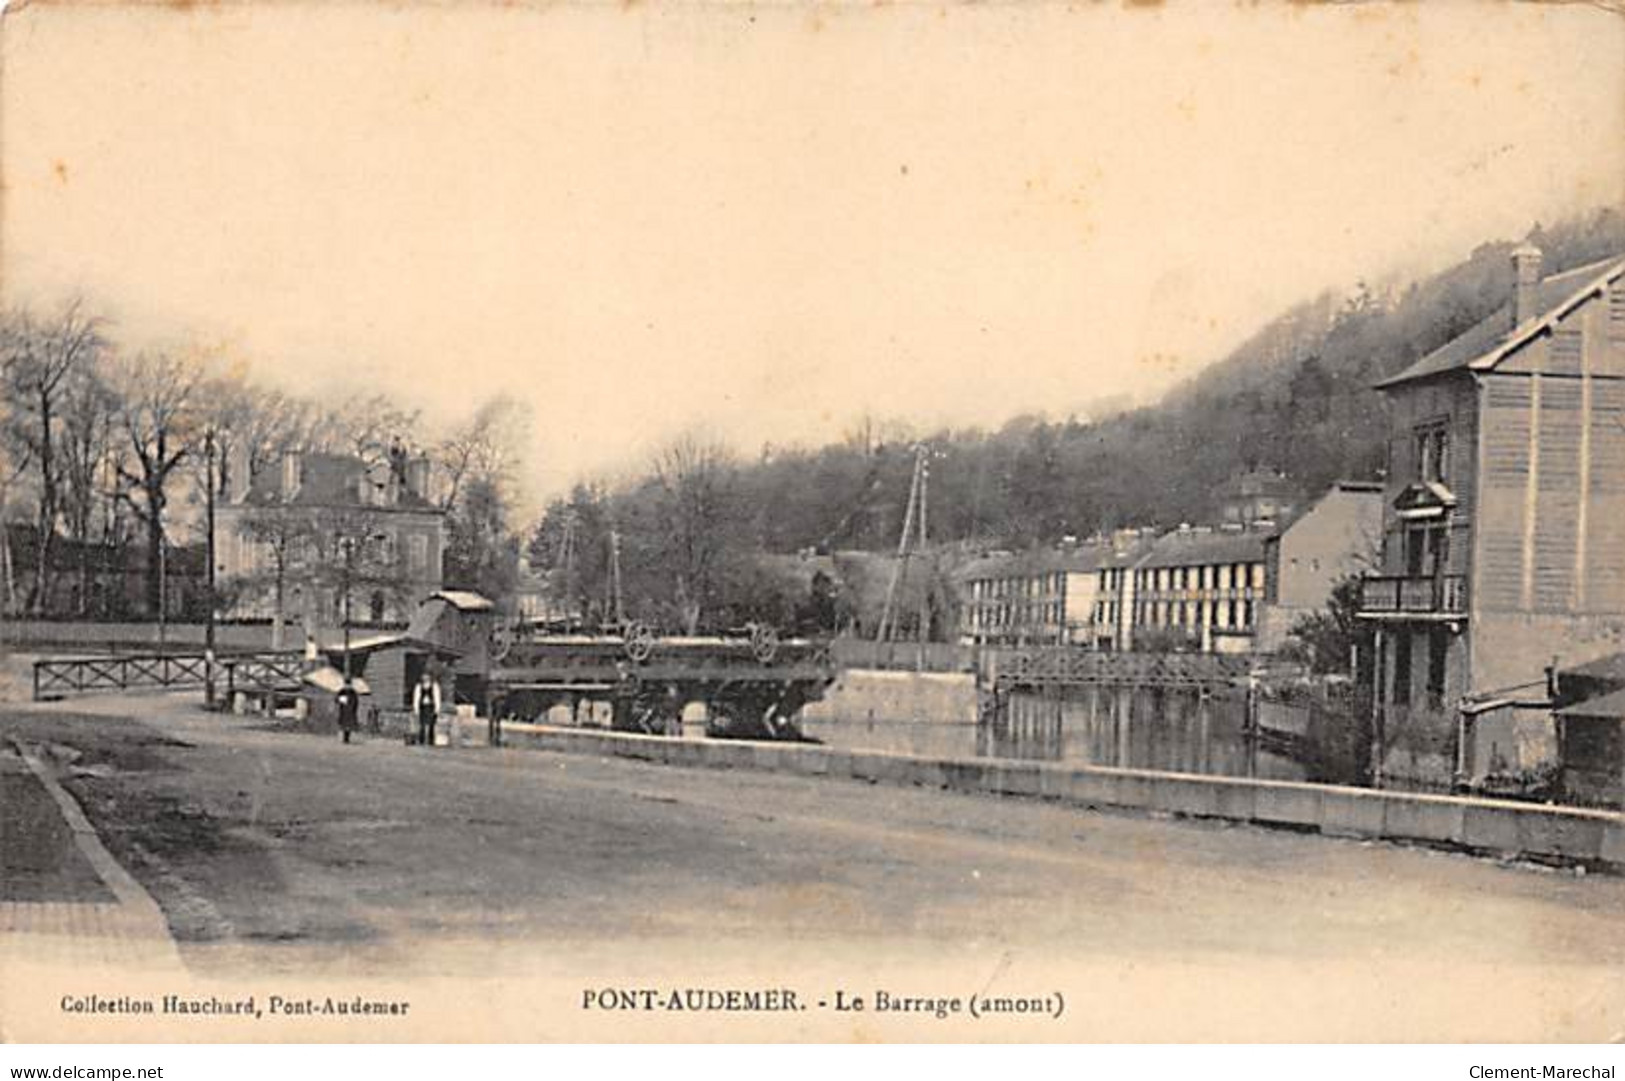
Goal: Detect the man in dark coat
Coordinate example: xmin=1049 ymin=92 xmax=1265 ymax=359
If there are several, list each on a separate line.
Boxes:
xmin=335 ymin=680 xmax=361 ymax=744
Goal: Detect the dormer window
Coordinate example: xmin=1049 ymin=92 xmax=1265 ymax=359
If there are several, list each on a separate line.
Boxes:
xmin=1415 ymin=423 xmax=1449 ymax=484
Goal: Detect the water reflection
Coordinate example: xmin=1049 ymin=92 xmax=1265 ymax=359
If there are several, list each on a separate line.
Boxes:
xmin=802 ymin=685 xmax=1308 ymax=783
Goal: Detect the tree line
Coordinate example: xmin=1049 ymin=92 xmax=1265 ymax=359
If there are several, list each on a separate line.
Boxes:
xmin=527 ymin=206 xmax=1625 ymax=637
xmin=0 ymin=306 xmax=528 ymax=620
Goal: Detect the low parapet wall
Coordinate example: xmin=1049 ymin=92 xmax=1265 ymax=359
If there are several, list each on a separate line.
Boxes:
xmin=500 ymin=723 xmax=1625 ymax=871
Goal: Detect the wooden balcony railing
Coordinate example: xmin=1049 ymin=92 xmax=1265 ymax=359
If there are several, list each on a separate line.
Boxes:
xmin=1359 ymin=574 xmax=1468 ymax=616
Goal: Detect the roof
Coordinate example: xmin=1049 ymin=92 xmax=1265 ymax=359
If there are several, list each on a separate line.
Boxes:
xmin=1223 ymin=469 xmax=1297 ymax=499
xmin=1376 ymin=255 xmax=1625 ymax=389
xmin=956 ymin=545 xmax=1109 ymax=582
xmin=1560 ymin=652 xmax=1625 ymax=684
xmin=428 ymin=590 xmax=495 ymax=611
xmin=242 ymin=452 xmax=439 ymax=512
xmin=1557 ymin=688 xmax=1625 ymax=721
xmin=1140 ymin=528 xmax=1269 ymax=569
xmin=1262 ymin=479 xmax=1384 ymax=541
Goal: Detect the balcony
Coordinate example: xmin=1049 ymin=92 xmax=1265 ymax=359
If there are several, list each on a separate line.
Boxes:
xmin=1359 ymin=574 xmax=1468 ymax=619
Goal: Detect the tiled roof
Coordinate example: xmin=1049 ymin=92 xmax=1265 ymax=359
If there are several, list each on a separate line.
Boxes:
xmin=1376 ymin=256 xmax=1625 ymax=389
xmin=956 ymin=545 xmax=1109 ymax=582
xmin=1140 ymin=528 xmax=1268 ymax=569
xmin=243 ymin=453 xmax=439 ymax=512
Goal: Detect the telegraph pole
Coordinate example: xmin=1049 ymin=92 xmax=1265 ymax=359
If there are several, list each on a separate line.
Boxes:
xmin=204 ymin=428 xmax=218 ymax=708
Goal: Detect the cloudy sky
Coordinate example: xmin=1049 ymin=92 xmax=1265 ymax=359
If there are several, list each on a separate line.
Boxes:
xmin=4 ymin=1 xmax=1622 ymax=510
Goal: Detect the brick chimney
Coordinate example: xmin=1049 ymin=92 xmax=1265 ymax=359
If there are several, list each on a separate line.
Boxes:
xmin=405 ymin=456 xmax=433 ymax=503
xmin=280 ymin=451 xmax=302 ymax=501
xmin=1511 ymin=242 xmax=1543 ymax=327
xmin=225 ymin=440 xmax=251 ymax=503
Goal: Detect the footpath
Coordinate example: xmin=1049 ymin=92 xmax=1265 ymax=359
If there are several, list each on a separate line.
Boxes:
xmin=1 ymin=733 xmax=180 ymax=1014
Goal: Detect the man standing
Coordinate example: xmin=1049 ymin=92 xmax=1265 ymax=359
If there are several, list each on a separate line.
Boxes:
xmin=335 ymin=679 xmax=360 ymax=745
xmin=412 ymin=669 xmax=442 ymax=747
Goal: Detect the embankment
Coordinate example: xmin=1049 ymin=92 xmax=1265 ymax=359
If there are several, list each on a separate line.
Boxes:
xmin=499 ymin=722 xmax=1625 ymax=872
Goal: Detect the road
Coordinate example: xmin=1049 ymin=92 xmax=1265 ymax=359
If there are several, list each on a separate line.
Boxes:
xmin=5 ymin=695 xmax=1625 ymax=1041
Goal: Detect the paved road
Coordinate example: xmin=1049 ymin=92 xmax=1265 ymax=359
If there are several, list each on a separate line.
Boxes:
xmin=5 ymin=696 xmax=1624 ymax=1040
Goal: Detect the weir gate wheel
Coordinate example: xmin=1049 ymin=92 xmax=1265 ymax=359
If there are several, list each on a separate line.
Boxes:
xmin=748 ymin=623 xmax=779 ymax=664
xmin=623 ymin=621 xmax=656 ymax=663
xmin=490 ymin=618 xmax=518 ymax=664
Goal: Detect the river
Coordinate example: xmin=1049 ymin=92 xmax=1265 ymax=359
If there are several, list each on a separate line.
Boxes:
xmin=802 ymin=684 xmax=1312 ymax=783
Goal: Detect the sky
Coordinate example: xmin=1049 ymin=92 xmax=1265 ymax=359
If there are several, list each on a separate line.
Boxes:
xmin=3 ymin=1 xmax=1623 ymax=515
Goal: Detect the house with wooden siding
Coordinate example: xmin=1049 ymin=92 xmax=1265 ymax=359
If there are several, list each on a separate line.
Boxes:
xmin=1360 ymin=244 xmax=1625 ymax=790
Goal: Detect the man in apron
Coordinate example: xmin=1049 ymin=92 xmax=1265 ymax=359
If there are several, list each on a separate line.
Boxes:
xmin=412 ymin=669 xmax=441 ymax=747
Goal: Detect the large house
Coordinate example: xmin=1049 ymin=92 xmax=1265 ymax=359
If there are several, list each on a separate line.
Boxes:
xmin=956 ymin=544 xmax=1107 ymax=647
xmin=1359 ymin=245 xmax=1625 ymax=789
xmin=1128 ymin=526 xmax=1269 ymax=654
xmin=1255 ymin=481 xmax=1384 ymax=651
xmin=215 ymin=448 xmax=447 ymax=643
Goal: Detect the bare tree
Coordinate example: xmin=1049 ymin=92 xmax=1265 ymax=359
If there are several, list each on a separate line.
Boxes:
xmin=435 ymin=394 xmax=527 ymax=513
xmin=236 ymin=506 xmax=316 ymax=651
xmin=58 ymin=358 xmax=119 ymax=614
xmin=0 ymin=299 xmax=108 ymax=612
xmin=310 ymin=392 xmax=421 ymax=470
xmin=653 ymin=433 xmax=736 ymax=634
xmin=212 ymin=380 xmax=321 ymax=498
xmin=437 ymin=395 xmax=529 ymax=600
xmin=306 ymin=505 xmax=414 ymax=668
xmin=110 ymin=350 xmax=203 ymax=617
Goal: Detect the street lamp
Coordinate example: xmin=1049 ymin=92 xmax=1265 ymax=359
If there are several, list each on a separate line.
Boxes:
xmin=338 ymin=529 xmax=389 ymax=683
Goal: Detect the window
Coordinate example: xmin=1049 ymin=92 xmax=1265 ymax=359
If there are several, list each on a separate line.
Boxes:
xmin=1415 ymin=423 xmax=1449 ymax=484
xmin=1426 ymin=628 xmax=1448 ymax=710
xmin=408 ymin=534 xmax=429 ymax=575
xmin=1393 ymin=632 xmax=1413 ymax=707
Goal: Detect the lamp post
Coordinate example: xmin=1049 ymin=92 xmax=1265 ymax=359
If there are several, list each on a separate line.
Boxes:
xmin=340 ymin=534 xmax=357 ymax=683
xmin=338 ymin=528 xmax=388 ymax=683
xmin=157 ymin=528 xmax=167 ymax=653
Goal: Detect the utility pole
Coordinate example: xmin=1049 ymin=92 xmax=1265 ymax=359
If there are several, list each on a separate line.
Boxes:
xmin=204 ymin=428 xmax=218 ymax=708
xmin=876 ymin=445 xmax=930 ymax=645
xmin=606 ymin=528 xmax=625 ymax=626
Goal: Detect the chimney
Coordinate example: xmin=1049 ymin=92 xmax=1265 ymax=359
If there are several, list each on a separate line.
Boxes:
xmin=280 ymin=451 xmax=301 ymax=501
xmin=1511 ymin=242 xmax=1543 ymax=327
xmin=225 ymin=440 xmax=251 ymax=504
xmin=405 ymin=456 xmax=433 ymax=503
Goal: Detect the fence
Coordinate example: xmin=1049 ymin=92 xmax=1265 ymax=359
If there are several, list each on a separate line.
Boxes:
xmin=988 ymin=648 xmax=1252 ymax=690
xmin=32 ymin=650 xmax=304 ymax=700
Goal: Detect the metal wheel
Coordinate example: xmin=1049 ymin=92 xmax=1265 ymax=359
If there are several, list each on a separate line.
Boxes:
xmin=489 ymin=617 xmax=516 ymax=663
xmin=748 ymin=622 xmax=779 ymax=664
xmin=623 ymin=621 xmax=656 ymax=663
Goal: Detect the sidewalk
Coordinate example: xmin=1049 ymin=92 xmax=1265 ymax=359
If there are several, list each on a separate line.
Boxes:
xmin=1 ymin=737 xmax=180 ymax=972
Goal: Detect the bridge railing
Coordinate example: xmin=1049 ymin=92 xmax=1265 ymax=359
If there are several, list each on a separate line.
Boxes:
xmin=988 ymin=648 xmax=1251 ymax=690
